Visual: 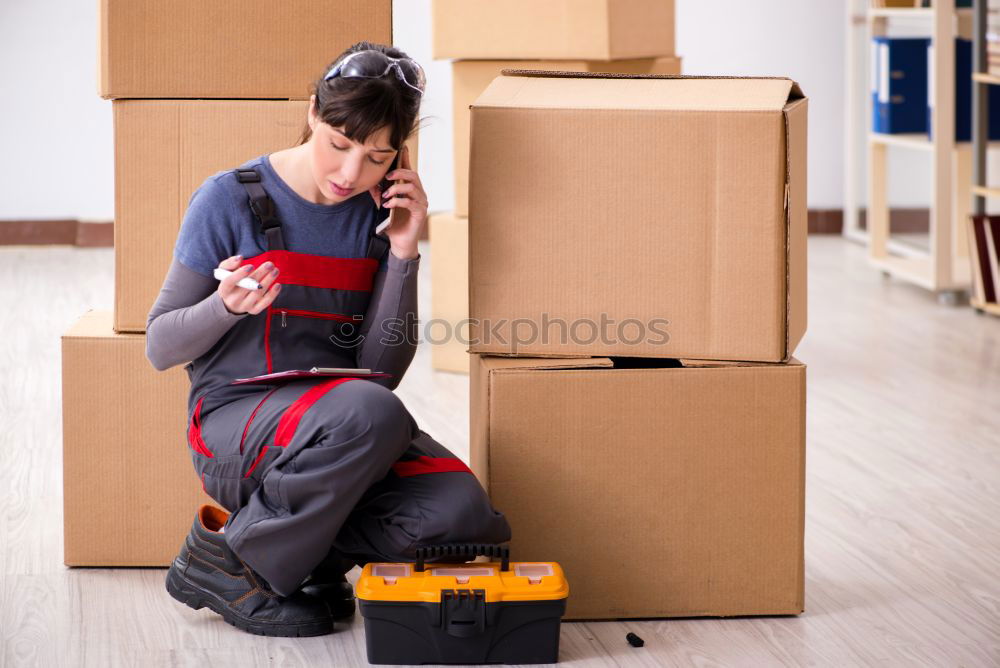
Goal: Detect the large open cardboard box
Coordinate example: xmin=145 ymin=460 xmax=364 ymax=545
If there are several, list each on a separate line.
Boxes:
xmin=433 ymin=0 xmax=675 ymax=60
xmin=470 ymin=354 xmax=806 ymax=620
xmin=468 ymin=72 xmax=808 ymax=363
xmin=451 ymin=57 xmax=681 ymax=217
xmin=98 ymin=0 xmax=391 ymax=99
xmin=62 ymin=310 xmax=213 ymax=566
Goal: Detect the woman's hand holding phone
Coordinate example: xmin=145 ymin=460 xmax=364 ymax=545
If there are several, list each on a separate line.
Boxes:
xmin=216 ymin=255 xmax=282 ymax=315
xmin=368 ymin=144 xmax=426 ymax=261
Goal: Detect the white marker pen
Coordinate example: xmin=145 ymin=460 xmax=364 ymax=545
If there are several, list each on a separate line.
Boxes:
xmin=214 ymin=267 xmax=262 ymax=291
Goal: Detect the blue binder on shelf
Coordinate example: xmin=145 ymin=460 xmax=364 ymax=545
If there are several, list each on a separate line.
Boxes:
xmin=872 ymin=37 xmax=930 ymax=134
xmin=927 ymin=38 xmax=1000 ymax=142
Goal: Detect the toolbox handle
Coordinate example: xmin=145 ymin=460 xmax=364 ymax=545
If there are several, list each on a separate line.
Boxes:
xmin=414 ymin=543 xmax=510 ymax=572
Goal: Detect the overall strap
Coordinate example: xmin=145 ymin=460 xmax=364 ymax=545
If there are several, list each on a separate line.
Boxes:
xmin=235 ymin=168 xmax=286 ymax=251
xmin=366 ymin=230 xmax=390 ymax=262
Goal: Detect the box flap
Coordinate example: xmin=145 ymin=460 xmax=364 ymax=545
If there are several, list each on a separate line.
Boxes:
xmin=481 ymin=355 xmax=614 ymax=373
xmin=473 ymin=71 xmax=804 ymax=112
xmin=677 ymin=358 xmax=804 ymax=368
xmin=784 ymin=98 xmax=809 ymax=358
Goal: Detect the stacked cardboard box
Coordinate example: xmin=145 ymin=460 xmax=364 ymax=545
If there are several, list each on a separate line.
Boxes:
xmin=429 ymin=0 xmax=680 ymax=373
xmin=466 ymin=72 xmax=809 ymax=620
xmin=62 ymin=1 xmax=393 ymax=566
xmin=62 ymin=311 xmax=215 ymax=566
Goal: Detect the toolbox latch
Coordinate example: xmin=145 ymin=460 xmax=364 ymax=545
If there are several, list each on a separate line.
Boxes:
xmin=440 ymin=589 xmax=487 ymax=638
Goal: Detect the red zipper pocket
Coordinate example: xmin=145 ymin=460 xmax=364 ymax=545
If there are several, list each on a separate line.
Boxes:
xmin=275 ymin=308 xmax=359 ymax=326
xmin=265 ymin=307 xmax=363 ymax=373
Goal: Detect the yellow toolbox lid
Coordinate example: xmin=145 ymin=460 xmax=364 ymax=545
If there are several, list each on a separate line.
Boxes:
xmin=356 ymin=560 xmax=569 ymax=603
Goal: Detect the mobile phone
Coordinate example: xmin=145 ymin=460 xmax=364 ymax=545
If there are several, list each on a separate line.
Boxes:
xmin=378 ymin=151 xmax=401 ymax=198
xmin=375 ymin=151 xmax=403 ymax=234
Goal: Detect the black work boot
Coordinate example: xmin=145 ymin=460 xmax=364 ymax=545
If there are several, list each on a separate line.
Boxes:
xmin=166 ymin=505 xmax=335 ymax=637
xmin=299 ymin=548 xmax=357 ymax=620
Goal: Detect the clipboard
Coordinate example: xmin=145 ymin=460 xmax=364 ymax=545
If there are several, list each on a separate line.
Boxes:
xmin=230 ymin=367 xmax=392 ymax=386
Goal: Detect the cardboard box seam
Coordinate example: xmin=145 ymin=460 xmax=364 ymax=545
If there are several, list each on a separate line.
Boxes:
xmin=797 ymin=363 xmax=808 ymax=611
xmin=783 ymin=106 xmax=793 ymax=363
xmin=485 ymin=362 xmax=493 ymax=495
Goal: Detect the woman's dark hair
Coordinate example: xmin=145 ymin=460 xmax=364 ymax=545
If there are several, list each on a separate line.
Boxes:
xmin=297 ymin=41 xmax=424 ymax=151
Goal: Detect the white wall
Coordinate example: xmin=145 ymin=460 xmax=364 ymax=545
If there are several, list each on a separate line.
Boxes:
xmin=0 ymin=0 xmax=858 ymax=220
xmin=676 ymin=0 xmax=846 ymax=208
xmin=393 ymin=0 xmax=454 ymax=215
xmin=0 ymin=0 xmax=115 ymax=220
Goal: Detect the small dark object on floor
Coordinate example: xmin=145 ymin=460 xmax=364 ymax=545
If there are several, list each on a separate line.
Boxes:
xmin=626 ymin=632 xmax=645 ymax=647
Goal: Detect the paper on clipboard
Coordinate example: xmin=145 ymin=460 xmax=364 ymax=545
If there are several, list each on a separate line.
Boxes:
xmin=230 ymin=367 xmax=391 ymax=385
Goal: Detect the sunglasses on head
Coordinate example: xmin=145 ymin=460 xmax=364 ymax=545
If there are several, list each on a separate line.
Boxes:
xmin=324 ymin=50 xmax=426 ymax=96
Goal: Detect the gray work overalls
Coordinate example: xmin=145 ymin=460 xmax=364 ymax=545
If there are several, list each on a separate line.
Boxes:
xmin=181 ymin=167 xmax=511 ymax=597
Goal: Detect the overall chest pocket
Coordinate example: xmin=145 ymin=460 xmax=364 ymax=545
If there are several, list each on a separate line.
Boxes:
xmin=265 ymin=307 xmax=363 ymax=372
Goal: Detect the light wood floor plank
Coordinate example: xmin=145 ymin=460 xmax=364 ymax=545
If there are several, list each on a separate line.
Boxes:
xmin=1 ymin=237 xmax=999 ymax=667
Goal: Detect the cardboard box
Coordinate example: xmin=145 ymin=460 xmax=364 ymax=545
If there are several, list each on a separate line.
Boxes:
xmin=114 ymin=100 xmax=306 ymax=332
xmin=98 ymin=0 xmax=391 ymax=99
xmin=470 ymin=354 xmax=806 ymax=619
xmin=451 ymin=57 xmax=681 ymax=217
xmin=62 ymin=310 xmax=214 ymax=566
xmin=433 ymin=0 xmax=674 ymax=60
xmin=468 ymin=73 xmax=808 ymax=362
xmin=429 ymin=212 xmax=470 ymax=374
xmin=113 ymin=99 xmax=418 ymax=333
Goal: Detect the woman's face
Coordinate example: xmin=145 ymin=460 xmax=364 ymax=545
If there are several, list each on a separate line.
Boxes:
xmin=307 ymin=97 xmax=397 ymax=205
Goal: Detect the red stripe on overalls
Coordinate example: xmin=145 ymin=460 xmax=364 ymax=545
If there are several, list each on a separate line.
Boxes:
xmin=392 ymin=457 xmax=473 ymax=477
xmin=272 ymin=377 xmax=358 ymax=448
xmin=246 ymin=378 xmax=357 ymax=477
xmin=259 ymin=378 xmax=470 ymax=480
xmin=187 ymin=397 xmax=214 ymax=458
xmin=244 ymin=445 xmax=270 ymax=478
xmin=243 ymin=251 xmax=378 ymax=291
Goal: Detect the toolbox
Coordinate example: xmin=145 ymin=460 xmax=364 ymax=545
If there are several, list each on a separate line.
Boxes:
xmin=356 ymin=544 xmax=569 ymax=665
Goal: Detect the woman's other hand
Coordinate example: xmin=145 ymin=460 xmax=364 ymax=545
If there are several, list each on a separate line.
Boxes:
xmin=216 ymin=255 xmax=282 ymax=315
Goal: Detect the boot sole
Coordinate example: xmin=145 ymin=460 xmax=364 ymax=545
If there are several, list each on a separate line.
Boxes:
xmin=166 ymin=561 xmax=335 ymax=637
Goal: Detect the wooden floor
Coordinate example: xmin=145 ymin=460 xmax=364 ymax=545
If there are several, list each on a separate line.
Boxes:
xmin=1 ymin=237 xmax=998 ymax=667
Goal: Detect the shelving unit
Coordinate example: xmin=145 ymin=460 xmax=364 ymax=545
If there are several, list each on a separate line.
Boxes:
xmin=972 ymin=71 xmax=1000 ymax=83
xmin=845 ymin=1 xmax=974 ymax=301
xmin=970 ymin=0 xmax=1000 ymax=315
